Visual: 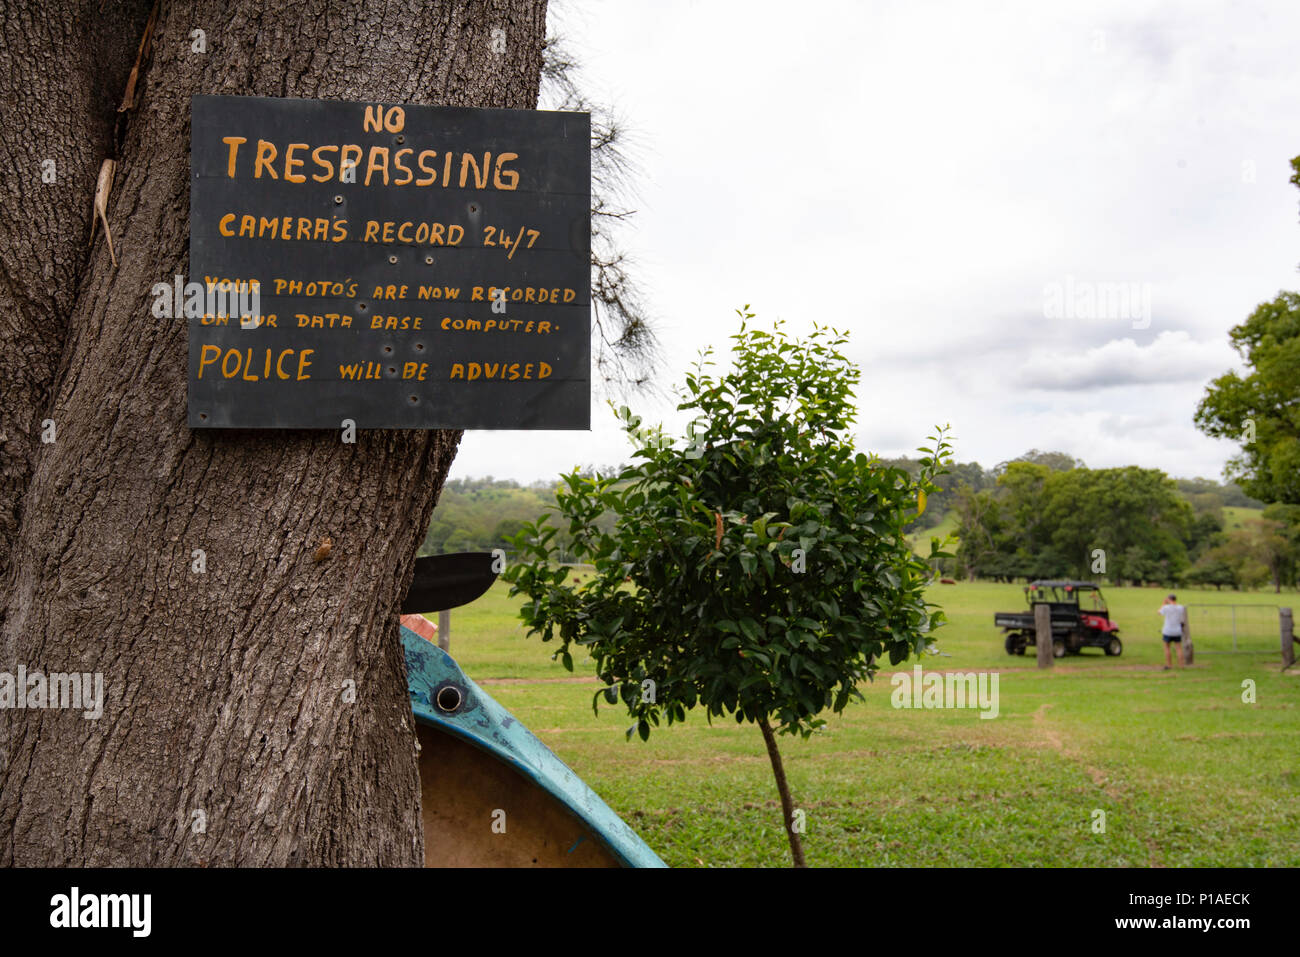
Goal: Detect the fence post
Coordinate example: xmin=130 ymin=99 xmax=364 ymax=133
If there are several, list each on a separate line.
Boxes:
xmin=438 ymin=609 xmax=451 ymax=652
xmin=1182 ymin=609 xmax=1193 ymax=665
xmin=1282 ymin=608 xmax=1295 ymax=669
xmin=1035 ymin=602 xmax=1053 ymax=669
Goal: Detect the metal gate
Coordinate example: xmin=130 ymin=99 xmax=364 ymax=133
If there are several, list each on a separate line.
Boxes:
xmin=1184 ymin=604 xmax=1282 ymax=654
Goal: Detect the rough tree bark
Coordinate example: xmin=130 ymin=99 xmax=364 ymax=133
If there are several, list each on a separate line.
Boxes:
xmin=0 ymin=1 xmax=154 ymax=601
xmin=0 ymin=0 xmax=548 ymax=866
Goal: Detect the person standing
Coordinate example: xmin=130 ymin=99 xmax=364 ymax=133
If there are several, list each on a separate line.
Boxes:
xmin=1159 ymin=594 xmax=1186 ymax=669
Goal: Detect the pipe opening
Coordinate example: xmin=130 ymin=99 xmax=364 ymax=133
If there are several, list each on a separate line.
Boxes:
xmin=435 ymin=685 xmax=463 ymax=713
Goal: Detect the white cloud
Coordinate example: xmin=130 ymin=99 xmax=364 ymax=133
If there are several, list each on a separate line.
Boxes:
xmin=1018 ymin=331 xmax=1238 ymax=390
xmin=447 ymin=0 xmax=1300 ymax=486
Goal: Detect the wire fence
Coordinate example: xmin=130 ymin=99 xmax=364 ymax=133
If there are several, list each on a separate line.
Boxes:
xmin=1184 ymin=604 xmax=1283 ymax=654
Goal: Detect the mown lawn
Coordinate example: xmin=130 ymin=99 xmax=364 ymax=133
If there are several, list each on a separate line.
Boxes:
xmin=422 ymin=578 xmax=1300 ymax=867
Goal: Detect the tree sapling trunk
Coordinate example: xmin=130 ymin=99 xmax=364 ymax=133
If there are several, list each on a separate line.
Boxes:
xmin=758 ymin=717 xmax=806 ymax=868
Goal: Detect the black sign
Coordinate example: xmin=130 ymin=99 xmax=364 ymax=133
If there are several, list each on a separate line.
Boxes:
xmin=187 ymin=95 xmax=590 ymax=429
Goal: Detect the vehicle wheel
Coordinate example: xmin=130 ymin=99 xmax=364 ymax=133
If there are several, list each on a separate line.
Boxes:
xmin=1004 ymin=634 xmax=1024 ymax=656
xmin=1052 ymin=637 xmax=1067 ymax=658
xmin=1105 ymin=637 xmax=1122 ymax=657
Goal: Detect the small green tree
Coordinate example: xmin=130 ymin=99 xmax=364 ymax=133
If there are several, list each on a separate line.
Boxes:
xmin=502 ymin=312 xmax=952 ymax=866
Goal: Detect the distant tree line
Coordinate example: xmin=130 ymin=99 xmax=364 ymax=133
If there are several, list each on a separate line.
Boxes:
xmin=889 ymin=450 xmax=1296 ymax=592
xmin=420 ymin=469 xmax=620 ymax=560
xmin=427 ymin=451 xmax=1299 ymax=592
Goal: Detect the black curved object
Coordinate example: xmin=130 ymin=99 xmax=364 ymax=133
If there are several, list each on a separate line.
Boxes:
xmin=400 ymin=551 xmax=500 ymax=614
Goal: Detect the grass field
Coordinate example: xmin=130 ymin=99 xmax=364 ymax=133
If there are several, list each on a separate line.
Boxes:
xmin=426 ymin=577 xmax=1300 ymax=867
xmin=1223 ymin=505 xmax=1263 ymax=531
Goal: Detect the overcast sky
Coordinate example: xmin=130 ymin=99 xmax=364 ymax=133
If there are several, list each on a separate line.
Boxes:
xmin=448 ymin=0 xmax=1300 ymax=486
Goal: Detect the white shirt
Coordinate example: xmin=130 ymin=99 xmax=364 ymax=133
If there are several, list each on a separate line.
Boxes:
xmin=1159 ymin=604 xmax=1185 ymax=636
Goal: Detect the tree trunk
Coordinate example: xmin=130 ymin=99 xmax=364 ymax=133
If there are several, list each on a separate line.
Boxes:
xmin=758 ymin=717 xmax=806 ymax=867
xmin=0 ymin=0 xmax=155 ymax=601
xmin=0 ymin=0 xmax=548 ymax=866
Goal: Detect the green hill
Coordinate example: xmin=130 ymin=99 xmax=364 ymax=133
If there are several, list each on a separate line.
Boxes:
xmin=421 ymin=479 xmax=557 ymax=555
xmin=906 ymin=508 xmax=958 ymax=553
xmin=1222 ymin=505 xmax=1263 ymax=531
